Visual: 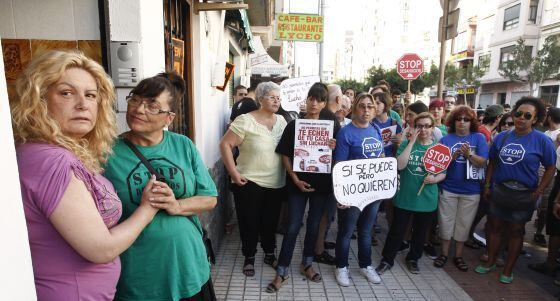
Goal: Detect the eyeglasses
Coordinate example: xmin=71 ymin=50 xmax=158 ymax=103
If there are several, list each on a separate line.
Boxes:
xmin=264 ymin=95 xmax=280 ymax=101
xmin=358 ymin=104 xmax=376 ymax=110
xmin=505 ymin=122 xmax=515 ymax=126
xmin=514 ymin=111 xmax=533 ymax=120
xmin=455 ymin=117 xmax=471 ymax=122
xmin=415 ymin=124 xmax=433 ymax=129
xmin=126 ymin=96 xmax=173 ymax=115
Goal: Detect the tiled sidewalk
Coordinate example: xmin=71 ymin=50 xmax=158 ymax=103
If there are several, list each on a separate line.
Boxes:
xmin=211 ymin=225 xmax=472 ymax=301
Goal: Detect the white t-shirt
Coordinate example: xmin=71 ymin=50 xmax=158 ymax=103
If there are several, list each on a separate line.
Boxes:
xmin=546 ymin=129 xmax=560 ymax=170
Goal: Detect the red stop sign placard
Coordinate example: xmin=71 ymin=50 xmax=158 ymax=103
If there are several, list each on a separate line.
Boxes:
xmin=397 ymin=53 xmax=424 ymax=80
xmin=423 ymin=143 xmax=451 ymax=174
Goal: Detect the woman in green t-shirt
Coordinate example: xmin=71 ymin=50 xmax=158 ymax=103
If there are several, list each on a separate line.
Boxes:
xmin=104 ymin=72 xmax=219 ymax=301
xmin=376 ymin=112 xmax=446 ymax=275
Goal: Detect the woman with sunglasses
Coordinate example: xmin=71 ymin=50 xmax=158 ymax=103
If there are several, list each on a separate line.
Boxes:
xmin=333 ymin=93 xmax=385 ymax=287
xmin=376 ymin=112 xmax=445 ymax=275
xmin=475 ymin=97 xmax=556 ymax=284
xmin=220 ymin=82 xmax=287 ymax=277
xmin=496 ymin=113 xmax=514 ymax=133
xmin=433 ymin=106 xmax=488 ymax=271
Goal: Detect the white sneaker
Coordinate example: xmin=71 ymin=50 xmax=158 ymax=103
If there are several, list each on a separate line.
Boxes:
xmin=335 ymin=267 xmax=351 ymax=286
xmin=360 ymin=266 xmax=381 ymax=284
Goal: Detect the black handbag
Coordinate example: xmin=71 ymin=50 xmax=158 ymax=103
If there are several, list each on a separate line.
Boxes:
xmin=123 ymin=138 xmax=216 ymax=264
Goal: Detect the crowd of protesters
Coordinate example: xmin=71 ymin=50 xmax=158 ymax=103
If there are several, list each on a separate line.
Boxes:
xmin=11 ymin=49 xmax=560 ymax=300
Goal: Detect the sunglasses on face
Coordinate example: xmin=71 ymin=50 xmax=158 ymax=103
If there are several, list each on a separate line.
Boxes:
xmin=455 ymin=117 xmax=471 ymax=122
xmin=415 ymin=124 xmax=433 ymax=129
xmin=514 ymin=111 xmax=533 ymax=120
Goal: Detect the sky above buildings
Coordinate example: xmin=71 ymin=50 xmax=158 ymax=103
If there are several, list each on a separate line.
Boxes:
xmin=283 ymin=0 xmax=483 ymax=81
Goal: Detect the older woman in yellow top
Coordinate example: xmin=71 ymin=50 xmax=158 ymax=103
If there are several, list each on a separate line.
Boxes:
xmin=220 ymin=81 xmax=287 ymax=277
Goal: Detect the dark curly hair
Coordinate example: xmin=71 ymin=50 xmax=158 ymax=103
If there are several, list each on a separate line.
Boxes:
xmin=512 ymin=96 xmax=546 ymax=125
xmin=445 ymin=105 xmax=480 ymax=133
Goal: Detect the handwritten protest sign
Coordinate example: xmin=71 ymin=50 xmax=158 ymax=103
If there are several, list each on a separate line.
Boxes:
xmin=293 ymin=119 xmax=334 ymax=173
xmin=332 ymin=157 xmax=398 ymax=211
xmin=380 ymin=125 xmax=397 ymax=147
xmin=280 ymin=76 xmax=320 ymax=113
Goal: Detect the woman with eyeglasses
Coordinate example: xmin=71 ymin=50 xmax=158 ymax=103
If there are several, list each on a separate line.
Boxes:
xmin=333 ymin=93 xmax=385 ymax=287
xmin=475 ymin=97 xmax=556 ymax=284
xmin=103 ymin=72 xmax=219 ymax=300
xmin=376 ymin=112 xmax=445 ymax=275
xmin=433 ymin=106 xmax=488 ymax=271
xmin=220 ymin=82 xmax=287 ymax=277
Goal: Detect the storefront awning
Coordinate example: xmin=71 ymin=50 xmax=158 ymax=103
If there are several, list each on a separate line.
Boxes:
xmin=239 ymin=10 xmax=256 ymax=52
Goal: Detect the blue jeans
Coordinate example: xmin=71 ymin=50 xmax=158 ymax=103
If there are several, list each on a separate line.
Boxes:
xmin=335 ymin=201 xmax=381 ymax=268
xmin=276 ymin=190 xmax=331 ymax=277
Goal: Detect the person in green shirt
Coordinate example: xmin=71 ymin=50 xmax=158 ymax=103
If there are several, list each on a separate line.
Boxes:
xmin=376 ymin=112 xmax=446 ymax=275
xmin=103 ymin=72 xmax=218 ymax=301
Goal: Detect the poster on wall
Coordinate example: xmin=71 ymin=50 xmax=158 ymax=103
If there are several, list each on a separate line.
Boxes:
xmin=280 ymin=75 xmax=320 ymax=113
xmin=217 ymin=62 xmax=235 ymax=91
xmin=172 ymin=38 xmax=184 ymax=77
xmin=293 ymin=119 xmax=334 ymax=173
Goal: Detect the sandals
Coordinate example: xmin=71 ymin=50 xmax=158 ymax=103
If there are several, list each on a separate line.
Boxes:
xmin=263 ymin=253 xmax=278 ymax=268
xmin=433 ymin=255 xmax=448 ymax=268
xmin=453 ymin=257 xmax=469 ymax=272
xmin=266 ymin=275 xmax=289 ymax=293
xmin=300 ymin=264 xmax=322 ymax=283
xmin=243 ymin=257 xmax=255 ymax=277
xmin=464 ymin=239 xmax=481 ymax=249
xmin=474 ymin=264 xmax=496 ymax=274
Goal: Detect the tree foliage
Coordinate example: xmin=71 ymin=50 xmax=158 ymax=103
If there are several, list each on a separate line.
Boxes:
xmin=499 ymin=36 xmax=560 ymax=94
xmin=332 ymin=78 xmax=367 ymax=94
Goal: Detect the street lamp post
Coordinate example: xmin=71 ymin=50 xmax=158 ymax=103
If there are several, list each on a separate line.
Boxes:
xmin=437 ymin=0 xmax=449 ymax=99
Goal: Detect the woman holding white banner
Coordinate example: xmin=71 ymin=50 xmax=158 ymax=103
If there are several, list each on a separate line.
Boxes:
xmin=433 ymin=106 xmax=488 ymax=271
xmin=266 ymin=82 xmax=338 ymax=292
xmin=333 ymin=93 xmax=385 ymax=287
xmin=376 ymin=112 xmax=446 ymax=275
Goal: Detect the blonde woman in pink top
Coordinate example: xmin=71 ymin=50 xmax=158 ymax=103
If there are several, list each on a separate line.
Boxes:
xmin=12 ymin=50 xmax=160 ymax=301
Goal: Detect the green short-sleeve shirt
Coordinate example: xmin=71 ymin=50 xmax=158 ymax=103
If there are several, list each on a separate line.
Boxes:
xmin=103 ymin=131 xmax=218 ymax=300
xmin=394 ymin=140 xmax=439 ymax=212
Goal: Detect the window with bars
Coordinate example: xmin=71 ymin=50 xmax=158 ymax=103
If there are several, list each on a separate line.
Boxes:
xmin=478 ymin=53 xmax=490 ymax=73
xmin=503 ymin=4 xmax=520 ymax=30
xmin=529 ymin=0 xmax=538 ymax=23
xmin=540 ymin=85 xmax=559 ymax=107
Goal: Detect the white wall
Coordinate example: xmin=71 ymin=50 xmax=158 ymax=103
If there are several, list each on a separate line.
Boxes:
xmin=192 ymin=11 xmax=238 ymax=166
xmin=0 ymin=37 xmax=37 ymax=300
xmin=0 ymin=0 xmax=99 ymax=40
xmin=107 ymin=0 xmax=166 ymax=133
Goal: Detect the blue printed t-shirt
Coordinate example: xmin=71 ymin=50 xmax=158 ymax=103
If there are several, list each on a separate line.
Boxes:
xmin=372 ymin=117 xmax=403 ymax=157
xmin=489 ymin=129 xmax=556 ymax=189
xmin=334 ymin=123 xmax=384 ymax=161
xmin=103 ymin=131 xmax=218 ymax=300
xmin=394 ymin=140 xmax=439 ymax=212
xmin=440 ymin=132 xmax=489 ymax=194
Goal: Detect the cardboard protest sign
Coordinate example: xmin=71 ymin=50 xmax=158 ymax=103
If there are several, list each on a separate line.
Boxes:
xmin=280 ymin=76 xmax=320 ymax=113
xmin=380 ymin=125 xmax=397 ymax=147
xmin=293 ymin=119 xmax=334 ymax=173
xmin=332 ymin=157 xmax=398 ymax=211
xmin=418 ymin=143 xmax=451 ymax=195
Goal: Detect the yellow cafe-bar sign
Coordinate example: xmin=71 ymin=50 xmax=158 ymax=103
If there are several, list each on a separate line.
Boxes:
xmin=276 ymin=13 xmax=324 ymax=42
xmin=457 ymin=87 xmax=476 ymax=94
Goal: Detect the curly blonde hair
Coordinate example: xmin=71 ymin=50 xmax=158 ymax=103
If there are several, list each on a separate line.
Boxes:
xmin=11 ymin=50 xmax=117 ymax=173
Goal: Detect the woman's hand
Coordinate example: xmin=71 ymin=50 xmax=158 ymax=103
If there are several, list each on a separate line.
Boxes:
xmin=138 ymin=175 xmax=161 ymax=213
xmin=295 ymin=179 xmax=315 ymax=193
xmin=483 ymin=187 xmax=491 ymax=202
xmin=337 ymin=203 xmax=350 ymax=209
xmin=328 ymin=138 xmax=336 ymax=150
xmin=554 ymin=202 xmax=560 ymax=219
xmin=423 ymin=174 xmax=438 ymax=184
xmin=147 ymin=180 xmax=181 ymax=215
xmin=459 ymin=143 xmax=471 ymax=157
xmin=231 ymin=171 xmax=248 ymax=186
xmin=409 ymin=128 xmax=420 ymax=143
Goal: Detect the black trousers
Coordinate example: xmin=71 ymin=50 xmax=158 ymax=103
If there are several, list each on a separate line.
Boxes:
xmin=232 ymin=180 xmax=283 ymax=257
xmin=381 ymin=207 xmax=435 ymax=266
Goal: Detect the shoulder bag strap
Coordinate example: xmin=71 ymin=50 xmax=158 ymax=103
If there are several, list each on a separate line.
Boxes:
xmin=122 ymin=138 xmax=166 ymax=182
